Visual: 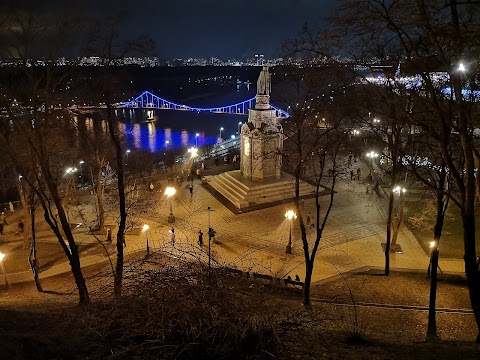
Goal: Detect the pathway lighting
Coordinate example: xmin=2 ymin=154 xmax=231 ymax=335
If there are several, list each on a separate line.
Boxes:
xmin=285 ymin=210 xmax=297 ymax=254
xmin=165 ymin=186 xmax=176 ymax=223
xmin=0 ymin=252 xmax=8 ymax=287
xmin=143 ymin=224 xmax=150 ymax=255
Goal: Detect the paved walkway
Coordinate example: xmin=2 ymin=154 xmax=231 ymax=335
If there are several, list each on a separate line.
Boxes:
xmin=0 ymin=157 xmax=465 ymax=286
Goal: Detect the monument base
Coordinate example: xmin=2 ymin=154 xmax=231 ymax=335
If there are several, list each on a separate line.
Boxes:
xmin=206 ymin=170 xmax=320 ymax=212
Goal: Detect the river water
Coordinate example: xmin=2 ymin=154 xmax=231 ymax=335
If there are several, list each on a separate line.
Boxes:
xmin=115 ymin=85 xmax=255 ymax=153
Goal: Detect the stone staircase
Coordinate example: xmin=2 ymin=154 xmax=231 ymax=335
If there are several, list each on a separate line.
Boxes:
xmin=207 ymin=170 xmax=316 ymax=210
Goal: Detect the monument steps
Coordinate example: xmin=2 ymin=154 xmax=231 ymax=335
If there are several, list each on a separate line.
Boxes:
xmin=208 ymin=170 xmax=317 ymax=210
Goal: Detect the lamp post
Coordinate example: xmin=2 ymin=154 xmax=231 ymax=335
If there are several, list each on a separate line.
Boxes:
xmin=366 ymin=151 xmax=379 ymax=175
xmin=285 ymin=210 xmax=297 ymax=254
xmin=165 ymin=186 xmax=176 ymax=223
xmin=237 ymin=122 xmax=242 ymax=136
xmin=208 ymin=206 xmax=212 ymax=273
xmin=393 ymin=185 xmax=406 ymax=196
xmin=427 ymin=240 xmax=439 ymax=277
xmin=79 ymin=160 xmax=84 ymax=187
xmin=143 ymin=224 xmax=150 ymax=256
xmin=188 ymin=147 xmax=198 ymax=158
xmin=195 ymin=133 xmax=200 ymax=147
xmin=219 ymin=127 xmax=224 ymax=140
xmin=0 ymin=252 xmax=8 ymax=288
xmin=126 ymin=149 xmax=131 ymax=167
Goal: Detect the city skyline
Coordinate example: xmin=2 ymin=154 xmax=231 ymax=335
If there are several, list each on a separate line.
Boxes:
xmin=15 ymin=0 xmax=336 ymax=59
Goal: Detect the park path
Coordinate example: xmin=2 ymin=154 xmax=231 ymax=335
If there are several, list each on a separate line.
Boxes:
xmin=0 ymin=157 xmax=465 ymax=286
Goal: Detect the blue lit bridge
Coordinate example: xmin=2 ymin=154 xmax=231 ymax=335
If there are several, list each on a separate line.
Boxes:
xmin=119 ymin=91 xmax=290 ymax=118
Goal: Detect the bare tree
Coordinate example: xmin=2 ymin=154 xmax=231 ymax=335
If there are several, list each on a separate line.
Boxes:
xmin=0 ymin=6 xmax=90 ymax=303
xmin=328 ymin=0 xmax=480 ymax=340
xmin=85 ymin=13 xmax=154 ymax=297
xmin=279 ymin=65 xmax=357 ymax=305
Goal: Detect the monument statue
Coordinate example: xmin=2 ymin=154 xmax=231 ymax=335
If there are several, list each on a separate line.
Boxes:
xmin=256 ymin=66 xmax=271 ymax=96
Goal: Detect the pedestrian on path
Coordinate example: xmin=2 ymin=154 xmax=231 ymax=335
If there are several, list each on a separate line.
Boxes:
xmin=350 ymin=170 xmax=354 ymax=181
xmin=306 ymin=213 xmax=311 ymax=227
xmin=0 ymin=222 xmax=4 ymax=235
xmin=1 ymin=212 xmax=6 ymax=225
xmin=198 ymin=230 xmax=204 ymax=246
xmin=189 ymin=184 xmax=193 ymax=197
xmin=9 ymin=202 xmax=14 ymax=214
xmin=348 ymin=152 xmax=353 ymax=166
xmin=170 ymin=227 xmax=175 ymax=246
xmin=357 ymin=168 xmax=361 ymax=181
xmin=196 ymin=168 xmax=201 ymax=180
xmin=149 ymin=182 xmax=155 ymax=192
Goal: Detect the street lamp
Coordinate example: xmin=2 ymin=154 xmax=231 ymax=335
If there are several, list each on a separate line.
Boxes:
xmin=0 ymin=252 xmax=8 ymax=288
xmin=237 ymin=121 xmax=242 ymax=135
xmin=126 ymin=149 xmax=131 ymax=166
xmin=427 ymin=240 xmax=439 ymax=277
xmin=143 ymin=224 xmax=150 ymax=256
xmin=219 ymin=127 xmax=224 ymax=139
xmin=393 ymin=185 xmax=406 ymax=196
xmin=285 ymin=210 xmax=297 ymax=254
xmin=195 ymin=133 xmax=200 ymax=147
xmin=366 ymin=151 xmax=379 ymax=174
xmin=188 ymin=147 xmax=198 ymax=158
xmin=79 ymin=160 xmax=84 ymax=186
xmin=458 ymin=62 xmax=466 ymax=72
xmin=65 ymin=167 xmax=77 ymax=175
xmin=165 ymin=186 xmax=176 ymax=223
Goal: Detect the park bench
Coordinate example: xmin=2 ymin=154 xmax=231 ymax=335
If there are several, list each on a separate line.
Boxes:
xmin=283 ymin=278 xmax=304 ymax=288
xmin=225 ymin=268 xmax=249 ymax=278
xmin=253 ymin=273 xmax=273 ymax=283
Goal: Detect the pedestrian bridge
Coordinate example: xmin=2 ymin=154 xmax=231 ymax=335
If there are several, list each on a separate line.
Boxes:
xmin=119 ymin=90 xmax=290 ymax=118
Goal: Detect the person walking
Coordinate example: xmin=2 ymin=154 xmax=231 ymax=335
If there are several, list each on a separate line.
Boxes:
xmin=350 ymin=169 xmax=354 ymax=181
xmin=1 ymin=212 xmax=6 ymax=226
xmin=189 ymin=184 xmax=193 ymax=197
xmin=149 ymin=182 xmax=155 ymax=192
xmin=357 ymin=168 xmax=361 ymax=181
xmin=9 ymin=202 xmax=14 ymax=214
xmin=306 ymin=213 xmax=311 ymax=227
xmin=0 ymin=222 xmax=4 ymax=236
xmin=170 ymin=227 xmax=175 ymax=246
xmin=198 ymin=230 xmax=204 ymax=246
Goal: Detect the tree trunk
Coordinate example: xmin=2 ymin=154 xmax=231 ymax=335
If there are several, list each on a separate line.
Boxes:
xmin=427 ymin=170 xmax=447 ymax=340
xmin=463 ymin=212 xmax=480 ymax=342
xmin=385 ymin=191 xmax=394 ymax=275
xmin=475 ymin=153 xmax=480 ymax=204
xmin=390 ymin=199 xmax=404 ymax=252
xmin=95 ymin=166 xmax=105 ymax=230
xmin=106 ymin=100 xmax=127 ymax=299
xmin=28 ymin=205 xmax=43 ymax=292
xmin=303 ymin=260 xmax=313 ymax=306
xmin=43 ymin=171 xmax=90 ymax=304
xmin=18 ymin=183 xmax=31 ymax=249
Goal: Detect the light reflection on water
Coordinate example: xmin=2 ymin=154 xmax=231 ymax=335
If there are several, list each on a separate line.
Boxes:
xmin=117 ymin=108 xmax=246 ymax=153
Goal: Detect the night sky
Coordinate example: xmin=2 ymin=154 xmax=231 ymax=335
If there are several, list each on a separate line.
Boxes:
xmin=19 ymin=0 xmax=336 ymax=59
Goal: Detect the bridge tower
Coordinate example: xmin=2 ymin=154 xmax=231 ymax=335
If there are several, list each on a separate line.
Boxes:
xmin=240 ymin=66 xmax=283 ymax=181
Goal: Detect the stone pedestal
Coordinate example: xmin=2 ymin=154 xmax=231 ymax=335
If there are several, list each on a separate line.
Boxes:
xmin=240 ymin=96 xmax=283 ymax=182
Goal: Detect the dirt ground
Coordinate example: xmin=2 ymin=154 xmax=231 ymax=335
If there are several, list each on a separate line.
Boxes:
xmin=1 ymin=258 xmax=479 ymax=359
